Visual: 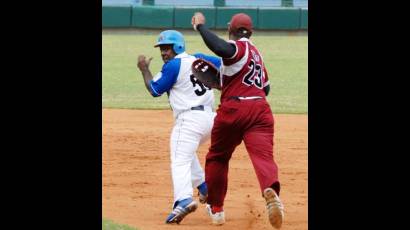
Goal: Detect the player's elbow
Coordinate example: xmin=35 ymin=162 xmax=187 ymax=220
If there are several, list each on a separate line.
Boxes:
xmin=213 ymin=46 xmax=233 ymax=58
xmin=213 ymin=46 xmax=225 ymax=56
xmin=150 ymin=89 xmax=161 ymax=97
xmin=150 ymin=92 xmax=160 ymax=97
xmin=148 ymin=84 xmax=162 ymax=97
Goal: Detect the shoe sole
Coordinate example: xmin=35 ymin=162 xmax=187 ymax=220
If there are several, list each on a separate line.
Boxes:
xmin=264 ymin=188 xmax=284 ymax=229
xmin=166 ymin=202 xmax=198 ymax=224
xmin=212 ymin=218 xmax=225 ymax=225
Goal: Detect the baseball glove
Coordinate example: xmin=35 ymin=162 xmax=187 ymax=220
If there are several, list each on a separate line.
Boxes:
xmin=191 ymin=58 xmax=221 ymax=90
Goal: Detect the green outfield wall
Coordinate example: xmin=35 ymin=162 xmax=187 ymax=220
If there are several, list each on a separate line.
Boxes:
xmin=300 ymin=8 xmax=308 ymax=29
xmin=258 ymin=7 xmax=300 ymax=29
xmin=174 ymin=7 xmax=217 ymax=29
xmin=102 ymin=5 xmax=132 ymax=27
xmin=215 ymin=7 xmax=258 ymax=29
xmin=102 ymin=5 xmax=308 ymax=30
xmin=131 ymin=5 xmax=174 ymax=28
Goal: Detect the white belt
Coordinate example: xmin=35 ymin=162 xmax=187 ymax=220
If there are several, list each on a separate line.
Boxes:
xmin=236 ymin=96 xmax=263 ymax=100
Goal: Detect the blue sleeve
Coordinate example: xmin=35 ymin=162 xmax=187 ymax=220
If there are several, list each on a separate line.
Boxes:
xmin=149 ymin=58 xmax=181 ymax=97
xmin=193 ymin=53 xmax=221 ymax=69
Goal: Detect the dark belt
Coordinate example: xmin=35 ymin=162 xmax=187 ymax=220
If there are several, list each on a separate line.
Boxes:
xmin=228 ymin=96 xmax=263 ymax=101
xmin=191 ymin=105 xmax=204 ymax=111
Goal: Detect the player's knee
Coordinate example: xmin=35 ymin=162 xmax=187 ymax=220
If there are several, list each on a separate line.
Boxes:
xmin=206 ymin=151 xmax=231 ymax=162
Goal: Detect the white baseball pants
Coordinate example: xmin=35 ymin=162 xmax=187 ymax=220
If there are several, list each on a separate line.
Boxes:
xmin=170 ymin=109 xmax=215 ymax=206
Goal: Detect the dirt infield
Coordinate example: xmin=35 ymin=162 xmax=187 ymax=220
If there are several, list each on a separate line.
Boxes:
xmin=103 ymin=109 xmax=307 ymax=230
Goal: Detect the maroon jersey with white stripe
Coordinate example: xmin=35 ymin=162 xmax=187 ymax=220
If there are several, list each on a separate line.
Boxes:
xmin=220 ymin=38 xmax=270 ymax=100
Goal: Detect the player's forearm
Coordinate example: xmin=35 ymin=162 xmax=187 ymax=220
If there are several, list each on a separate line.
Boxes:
xmin=140 ymin=69 xmax=154 ymax=95
xmin=197 ymin=24 xmax=236 ymax=58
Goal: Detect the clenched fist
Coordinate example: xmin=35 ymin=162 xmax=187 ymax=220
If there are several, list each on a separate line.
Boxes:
xmin=137 ymin=55 xmax=153 ymax=72
xmin=191 ymin=12 xmax=206 ymax=31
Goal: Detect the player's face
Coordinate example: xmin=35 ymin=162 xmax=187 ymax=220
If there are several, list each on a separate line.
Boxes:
xmin=159 ymin=45 xmax=176 ymax=63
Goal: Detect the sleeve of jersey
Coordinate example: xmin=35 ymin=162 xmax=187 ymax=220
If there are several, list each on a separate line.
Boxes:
xmin=222 ymin=41 xmax=246 ymax=66
xmin=193 ymin=53 xmax=222 ymax=69
xmin=149 ymin=59 xmax=181 ymax=97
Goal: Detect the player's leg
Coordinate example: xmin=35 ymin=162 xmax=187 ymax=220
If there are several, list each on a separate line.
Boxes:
xmin=204 ymin=110 xmax=242 ymax=225
xmin=191 ymin=153 xmax=208 ymax=203
xmin=242 ymin=101 xmax=283 ymax=229
xmin=170 ymin=112 xmax=202 ymax=204
xmin=167 ymin=112 xmax=202 ymax=223
xmin=187 ymin=110 xmax=215 ymax=204
xmin=243 ymin=126 xmax=279 ymax=193
xmin=185 ymin=110 xmax=214 ymax=188
xmin=242 ymin=102 xmax=279 ymax=194
xmin=199 ymin=111 xmax=216 ymax=146
xmin=191 ymin=153 xmax=204 ymax=188
xmin=191 ymin=110 xmax=215 ymax=187
xmin=205 ymin=103 xmax=243 ymax=209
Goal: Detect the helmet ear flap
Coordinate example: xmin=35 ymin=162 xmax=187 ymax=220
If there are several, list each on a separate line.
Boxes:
xmin=173 ymin=43 xmax=185 ymax=54
xmin=173 ymin=44 xmax=178 ymax=54
xmin=155 ymin=30 xmax=185 ymax=54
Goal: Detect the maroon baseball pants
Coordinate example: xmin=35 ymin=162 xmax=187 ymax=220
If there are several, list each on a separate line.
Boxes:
xmin=205 ymin=98 xmax=279 ymax=207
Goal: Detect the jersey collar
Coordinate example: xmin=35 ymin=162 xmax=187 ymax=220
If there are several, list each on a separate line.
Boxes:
xmin=174 ymin=52 xmax=189 ymax=59
xmin=239 ymin=37 xmax=253 ymax=45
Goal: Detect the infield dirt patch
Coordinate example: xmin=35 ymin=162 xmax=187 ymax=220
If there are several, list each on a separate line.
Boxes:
xmin=103 ymin=109 xmax=307 ymax=230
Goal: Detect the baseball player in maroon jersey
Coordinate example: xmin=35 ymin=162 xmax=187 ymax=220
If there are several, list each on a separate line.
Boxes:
xmin=191 ymin=12 xmax=284 ymax=228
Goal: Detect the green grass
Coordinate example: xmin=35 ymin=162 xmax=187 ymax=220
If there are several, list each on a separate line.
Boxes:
xmin=102 ymin=29 xmax=307 ymax=114
xmin=102 ymin=218 xmax=137 ymax=230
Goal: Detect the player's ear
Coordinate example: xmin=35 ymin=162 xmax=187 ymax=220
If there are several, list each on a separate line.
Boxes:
xmin=228 ymin=31 xmax=234 ymax=40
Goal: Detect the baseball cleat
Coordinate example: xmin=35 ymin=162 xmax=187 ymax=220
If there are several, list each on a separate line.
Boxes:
xmin=197 ymin=182 xmax=208 ymax=204
xmin=263 ymin=188 xmax=284 ymax=229
xmin=165 ymin=198 xmax=198 ymax=224
xmin=205 ymin=204 xmax=225 ymax=225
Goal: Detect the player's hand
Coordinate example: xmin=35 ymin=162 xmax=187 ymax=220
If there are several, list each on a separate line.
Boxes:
xmin=192 ymin=12 xmax=205 ymax=31
xmin=137 ymin=55 xmax=153 ymax=72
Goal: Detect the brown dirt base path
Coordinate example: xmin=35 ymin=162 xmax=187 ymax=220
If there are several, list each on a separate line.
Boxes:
xmin=103 ymin=109 xmax=307 ymax=230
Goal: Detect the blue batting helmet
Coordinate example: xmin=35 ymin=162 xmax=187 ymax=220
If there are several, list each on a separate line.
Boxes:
xmin=154 ymin=30 xmax=185 ymax=54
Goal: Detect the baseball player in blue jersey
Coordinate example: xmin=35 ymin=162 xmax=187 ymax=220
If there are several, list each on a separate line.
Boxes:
xmin=136 ymin=30 xmax=221 ymax=224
